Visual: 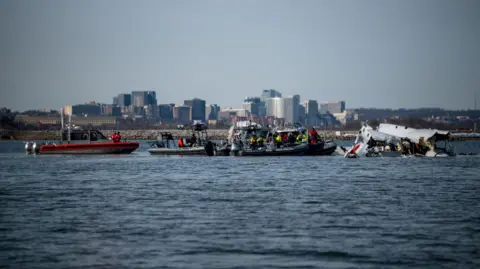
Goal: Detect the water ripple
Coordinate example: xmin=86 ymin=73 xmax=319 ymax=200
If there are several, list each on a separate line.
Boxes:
xmin=1 ymin=141 xmax=479 ymax=269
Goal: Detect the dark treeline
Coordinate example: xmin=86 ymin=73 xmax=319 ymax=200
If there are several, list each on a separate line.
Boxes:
xmin=353 ymin=108 xmax=480 ymax=120
xmin=341 ymin=118 xmax=478 ymax=131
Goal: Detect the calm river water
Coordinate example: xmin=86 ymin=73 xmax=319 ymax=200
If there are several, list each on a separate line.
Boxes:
xmin=1 ymin=140 xmax=479 ymax=269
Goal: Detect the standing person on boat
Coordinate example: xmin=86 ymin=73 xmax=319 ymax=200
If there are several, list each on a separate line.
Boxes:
xmin=178 ymin=137 xmax=184 ymax=148
xmin=309 ymin=128 xmax=319 ymax=144
xmin=249 ymin=134 xmax=257 ymax=149
xmin=282 ymin=133 xmax=288 ymax=143
xmin=275 ymin=133 xmax=282 ymax=148
xmin=189 ymin=133 xmax=197 ymax=147
xmin=116 ymin=132 xmax=122 ymax=142
xmin=257 ymin=136 xmax=264 ymax=147
xmin=288 ymin=132 xmax=296 ymax=144
xmin=111 ymin=132 xmax=120 ymax=143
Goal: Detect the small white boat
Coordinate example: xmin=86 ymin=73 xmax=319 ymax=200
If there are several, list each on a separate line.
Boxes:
xmin=148 ymin=145 xmax=211 ymax=155
xmin=147 ymin=124 xmax=216 ymax=156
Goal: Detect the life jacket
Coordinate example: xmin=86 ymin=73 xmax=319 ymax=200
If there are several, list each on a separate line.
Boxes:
xmin=250 ymin=137 xmax=256 ymax=144
xmin=297 ymin=134 xmax=306 ymax=142
xmin=257 ymin=137 xmax=264 ymax=144
xmin=178 ymin=138 xmax=184 ymax=147
xmin=112 ymin=133 xmax=120 ymax=142
xmin=275 ymin=135 xmax=282 ymax=143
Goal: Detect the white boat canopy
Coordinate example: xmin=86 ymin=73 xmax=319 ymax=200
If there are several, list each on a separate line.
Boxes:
xmin=377 ymin=123 xmax=450 ymax=144
xmin=235 ymin=121 xmax=262 ymax=128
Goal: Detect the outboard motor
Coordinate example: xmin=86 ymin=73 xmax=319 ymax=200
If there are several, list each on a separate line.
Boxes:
xmin=32 ymin=142 xmax=40 ymax=154
xmin=25 ymin=142 xmax=34 ymax=154
xmin=204 ymin=141 xmax=215 ymax=156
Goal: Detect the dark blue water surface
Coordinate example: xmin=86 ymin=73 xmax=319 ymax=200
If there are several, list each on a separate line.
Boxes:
xmin=1 ymin=140 xmax=479 ymax=269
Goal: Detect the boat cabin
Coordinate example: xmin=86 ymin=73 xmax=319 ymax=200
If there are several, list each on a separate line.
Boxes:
xmin=187 ymin=123 xmax=210 ymax=146
xmin=61 ymin=129 xmax=109 ymax=143
xmin=152 ymin=132 xmax=175 ymax=148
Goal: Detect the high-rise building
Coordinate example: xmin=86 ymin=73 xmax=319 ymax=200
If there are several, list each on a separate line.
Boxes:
xmin=205 ymin=104 xmax=220 ymax=120
xmin=320 ymin=101 xmax=346 ymax=114
xmin=158 ymin=104 xmax=175 ymax=122
xmin=284 ymin=95 xmax=300 ymax=124
xmin=131 ymin=91 xmax=157 ymax=107
xmin=261 ymin=89 xmax=282 ymax=101
xmin=113 ymin=96 xmax=119 ymax=106
xmin=243 ymin=96 xmax=266 ymax=116
xmin=264 ymin=95 xmax=301 ymax=124
xmin=173 ymin=105 xmax=192 ymax=123
xmin=71 ymin=104 xmax=102 ymax=116
xmin=304 ymin=100 xmax=319 ymax=125
xmin=117 ymin=94 xmax=132 ymax=107
xmin=144 ymin=104 xmax=159 ymax=120
xmin=266 ymin=97 xmax=286 ymax=119
xmin=261 ymin=89 xmax=282 ymax=116
xmin=298 ymin=104 xmax=306 ymax=123
xmin=102 ymin=104 xmax=121 ymax=116
xmin=184 ymin=98 xmax=206 ymax=121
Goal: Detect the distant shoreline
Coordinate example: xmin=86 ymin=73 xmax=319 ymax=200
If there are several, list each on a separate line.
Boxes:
xmin=2 ymin=129 xmax=480 ymax=141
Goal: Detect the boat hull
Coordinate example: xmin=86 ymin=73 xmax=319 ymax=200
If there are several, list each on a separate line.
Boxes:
xmin=305 ymin=141 xmax=338 ymax=156
xmin=38 ymin=142 xmax=140 ymax=154
xmin=232 ymin=144 xmax=309 ymax=156
xmin=148 ymin=147 xmax=207 ymax=155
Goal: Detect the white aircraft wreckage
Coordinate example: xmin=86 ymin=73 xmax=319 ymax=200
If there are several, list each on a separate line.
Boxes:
xmin=342 ymin=123 xmax=455 ymax=158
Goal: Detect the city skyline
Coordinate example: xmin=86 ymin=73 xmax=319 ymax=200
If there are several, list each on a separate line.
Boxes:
xmin=1 ymin=0 xmax=479 ymax=111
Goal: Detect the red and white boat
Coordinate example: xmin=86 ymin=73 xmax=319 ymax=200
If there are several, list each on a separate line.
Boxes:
xmin=25 ymin=110 xmax=139 ymax=155
xmin=25 ymin=129 xmax=139 ymax=154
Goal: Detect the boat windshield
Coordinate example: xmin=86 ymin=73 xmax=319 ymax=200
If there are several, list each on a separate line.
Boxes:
xmin=61 ymin=130 xmax=108 ymax=141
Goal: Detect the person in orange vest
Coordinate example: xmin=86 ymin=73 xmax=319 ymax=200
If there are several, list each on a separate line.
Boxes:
xmin=178 ymin=137 xmax=184 ymax=148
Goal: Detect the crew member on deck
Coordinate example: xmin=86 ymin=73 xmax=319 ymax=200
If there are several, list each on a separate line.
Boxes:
xmin=275 ymin=133 xmax=282 ymax=148
xmin=250 ymin=135 xmax=257 ymax=149
xmin=288 ymin=133 xmax=296 ymax=144
xmin=309 ymin=128 xmax=319 ymax=144
xmin=296 ymin=132 xmax=307 ymax=143
xmin=257 ymin=137 xmax=264 ymax=147
xmin=116 ymin=132 xmax=122 ymax=142
xmin=112 ymin=132 xmax=120 ymax=143
xmin=190 ymin=133 xmax=197 ymax=147
xmin=178 ymin=137 xmax=184 ymax=148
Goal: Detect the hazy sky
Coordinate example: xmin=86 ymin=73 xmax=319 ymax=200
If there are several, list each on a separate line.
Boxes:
xmin=1 ymin=0 xmax=479 ymax=111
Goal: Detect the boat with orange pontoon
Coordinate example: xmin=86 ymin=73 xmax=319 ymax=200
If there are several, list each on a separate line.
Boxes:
xmin=24 ymin=110 xmax=139 ymax=155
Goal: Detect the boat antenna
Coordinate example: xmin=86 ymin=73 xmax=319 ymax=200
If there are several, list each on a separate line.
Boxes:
xmin=60 ymin=107 xmax=64 ymax=131
xmin=60 ymin=107 xmax=64 ymax=144
xmin=68 ymin=113 xmax=71 ymax=143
